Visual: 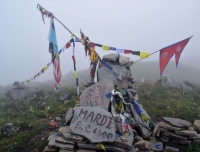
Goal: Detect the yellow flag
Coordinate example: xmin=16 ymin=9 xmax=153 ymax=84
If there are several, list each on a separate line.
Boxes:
xmin=56 ymin=53 xmax=59 ymax=58
xmin=96 ymin=143 xmax=106 ymax=152
xmin=73 ymin=71 xmax=78 ymax=78
xmin=140 ymin=52 xmax=150 ymax=58
xmin=102 ymin=45 xmax=109 ymax=51
xmin=44 ymin=66 xmax=48 ymax=70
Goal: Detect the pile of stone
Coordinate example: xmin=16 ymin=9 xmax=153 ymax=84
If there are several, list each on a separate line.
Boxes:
xmin=43 ymin=54 xmax=200 ymax=152
xmin=153 ymin=117 xmax=200 ymax=145
xmin=0 ymin=123 xmax=18 ymax=136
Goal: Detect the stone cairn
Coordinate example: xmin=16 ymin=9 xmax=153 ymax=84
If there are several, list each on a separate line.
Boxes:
xmin=44 ymin=54 xmax=200 ymax=152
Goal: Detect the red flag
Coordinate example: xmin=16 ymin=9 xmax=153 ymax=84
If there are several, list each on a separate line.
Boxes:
xmin=53 ymin=57 xmax=62 ymax=92
xmin=124 ymin=50 xmax=132 ymax=54
xmin=175 ymin=37 xmax=192 ymax=67
xmin=160 ymin=37 xmax=192 ymax=76
xmin=66 ymin=42 xmax=71 ymax=49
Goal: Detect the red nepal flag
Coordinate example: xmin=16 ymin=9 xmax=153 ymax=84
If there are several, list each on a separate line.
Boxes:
xmin=160 ymin=36 xmax=192 ymax=76
xmin=175 ymin=37 xmax=192 ymax=67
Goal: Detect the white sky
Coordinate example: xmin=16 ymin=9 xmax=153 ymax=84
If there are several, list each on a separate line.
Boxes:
xmin=0 ymin=0 xmax=199 ymax=86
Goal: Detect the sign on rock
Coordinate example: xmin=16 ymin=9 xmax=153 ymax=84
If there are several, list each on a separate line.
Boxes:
xmin=70 ymin=106 xmax=115 ymax=143
xmin=80 ymin=78 xmax=114 ymax=110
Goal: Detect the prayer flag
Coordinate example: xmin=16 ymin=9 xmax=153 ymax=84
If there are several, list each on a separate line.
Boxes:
xmin=72 ymin=55 xmax=76 ymax=63
xmin=49 ymin=16 xmax=62 ymax=92
xmin=48 ymin=16 xmax=58 ymax=55
xmin=95 ymin=43 xmax=102 ymax=47
xmin=66 ymin=42 xmax=71 ymax=49
xmin=109 ymin=47 xmax=116 ymax=51
xmin=140 ymin=52 xmax=150 ymax=58
xmin=124 ymin=50 xmax=132 ymax=54
xmin=102 ymin=45 xmax=109 ymax=51
xmin=132 ymin=51 xmax=140 ymax=56
xmin=75 ymin=37 xmax=81 ymax=42
xmin=73 ymin=71 xmax=78 ymax=78
xmin=159 ymin=37 xmax=192 ymax=76
xmin=116 ymin=48 xmax=124 ymax=54
xmin=175 ymin=37 xmax=192 ymax=67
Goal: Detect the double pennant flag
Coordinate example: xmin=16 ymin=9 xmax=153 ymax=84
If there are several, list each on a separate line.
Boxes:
xmin=160 ymin=36 xmax=192 ymax=76
xmin=48 ymin=16 xmax=62 ymax=92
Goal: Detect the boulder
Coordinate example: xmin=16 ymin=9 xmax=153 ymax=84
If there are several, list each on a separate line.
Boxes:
xmin=163 ymin=117 xmax=192 ymax=128
xmin=149 ymin=141 xmax=163 ymax=152
xmin=134 ymin=140 xmax=150 ymax=150
xmin=65 ymin=108 xmax=74 ymax=124
xmin=80 ymin=78 xmax=114 ymax=110
xmin=111 ymin=134 xmax=134 ymax=149
xmin=55 ymin=117 xmax=61 ymax=121
xmin=98 ymin=62 xmax=128 ymax=85
xmin=119 ymin=55 xmax=130 ymax=65
xmin=134 ymin=135 xmax=143 ymax=143
xmin=6 ymin=87 xmax=42 ymax=100
xmin=0 ymin=123 xmax=18 ymax=135
xmin=161 ymin=76 xmax=181 ymax=89
xmin=102 ymin=53 xmax=120 ymax=62
xmin=194 ymin=120 xmax=200 ymax=132
xmin=180 ymin=83 xmax=192 ymax=92
xmin=183 ymin=81 xmax=200 ymax=89
xmin=70 ymin=106 xmax=115 ymax=143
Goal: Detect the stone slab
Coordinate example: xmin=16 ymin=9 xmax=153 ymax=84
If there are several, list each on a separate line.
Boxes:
xmin=70 ymin=106 xmax=115 ymax=143
xmin=59 ymin=149 xmax=74 ymax=152
xmin=134 ymin=140 xmax=150 ymax=150
xmin=163 ymin=132 xmax=188 ymax=140
xmin=98 ymin=62 xmax=128 ymax=85
xmin=77 ymin=143 xmax=127 ymax=152
xmin=43 ymin=146 xmax=58 ymax=152
xmin=171 ymin=139 xmax=191 ymax=145
xmin=102 ymin=53 xmax=120 ymax=62
xmin=163 ymin=117 xmax=192 ymax=128
xmin=55 ymin=136 xmax=75 ymax=144
xmin=175 ymin=130 xmax=197 ymax=137
xmin=165 ymin=146 xmax=179 ymax=152
xmin=194 ymin=120 xmax=200 ymax=132
xmin=80 ymin=78 xmax=114 ymax=110
xmin=48 ymin=134 xmax=57 ymax=147
xmin=55 ymin=142 xmax=74 ymax=150
xmin=111 ymin=134 xmax=133 ymax=149
xmin=127 ymin=145 xmax=136 ymax=152
xmin=191 ymin=134 xmax=200 ymax=139
xmin=65 ymin=108 xmax=74 ymax=124
xmin=149 ymin=141 xmax=163 ymax=152
xmin=159 ymin=121 xmax=184 ymax=131
xmin=58 ymin=126 xmax=85 ymax=142
xmin=77 ymin=149 xmax=96 ymax=152
xmin=160 ymin=137 xmax=169 ymax=143
xmin=129 ymin=103 xmax=151 ymax=139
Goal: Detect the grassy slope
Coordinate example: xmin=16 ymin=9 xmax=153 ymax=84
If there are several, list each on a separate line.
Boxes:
xmin=0 ymin=81 xmax=200 ymax=151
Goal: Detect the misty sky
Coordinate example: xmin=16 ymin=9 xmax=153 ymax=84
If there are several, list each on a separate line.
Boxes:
xmin=0 ymin=0 xmax=199 ymax=86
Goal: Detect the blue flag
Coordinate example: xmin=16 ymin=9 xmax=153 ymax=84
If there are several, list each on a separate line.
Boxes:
xmin=48 ymin=17 xmax=58 ymax=54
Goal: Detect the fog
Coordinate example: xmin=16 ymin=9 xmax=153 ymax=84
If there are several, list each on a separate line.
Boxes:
xmin=0 ymin=0 xmax=199 ymax=86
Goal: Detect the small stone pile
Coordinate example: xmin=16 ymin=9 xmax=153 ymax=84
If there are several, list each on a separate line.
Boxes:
xmin=153 ymin=117 xmax=200 ymax=145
